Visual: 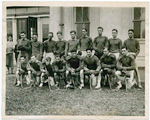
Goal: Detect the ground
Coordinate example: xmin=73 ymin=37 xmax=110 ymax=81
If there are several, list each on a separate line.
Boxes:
xmin=5 ymin=69 xmax=145 ymax=116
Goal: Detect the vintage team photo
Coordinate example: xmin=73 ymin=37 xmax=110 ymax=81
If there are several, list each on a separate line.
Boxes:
xmin=3 ymin=3 xmax=148 ymax=118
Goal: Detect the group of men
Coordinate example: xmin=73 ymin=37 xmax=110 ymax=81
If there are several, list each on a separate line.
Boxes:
xmin=15 ymin=27 xmax=142 ymax=90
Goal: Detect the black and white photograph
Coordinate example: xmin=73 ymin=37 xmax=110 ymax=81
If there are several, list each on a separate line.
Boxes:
xmin=2 ymin=1 xmax=149 ymax=119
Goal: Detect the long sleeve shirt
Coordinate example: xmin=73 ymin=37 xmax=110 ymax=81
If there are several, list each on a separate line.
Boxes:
xmin=53 ymin=40 xmax=66 ymax=55
xmin=100 ymin=53 xmax=116 ymax=69
xmin=93 ymin=36 xmax=108 ymax=51
xmin=123 ymin=38 xmax=140 ymax=57
xmin=66 ymin=56 xmax=83 ymax=72
xmin=117 ymin=54 xmax=135 ymax=71
xmin=43 ymin=39 xmax=55 ymax=53
xmin=108 ymin=38 xmax=122 ymax=53
xmin=79 ymin=36 xmax=92 ymax=51
xmin=31 ymin=41 xmax=43 ymax=55
xmin=83 ymin=55 xmax=100 ymax=70
xmin=65 ymin=39 xmax=79 ymax=55
xmin=17 ymin=38 xmax=31 ymax=54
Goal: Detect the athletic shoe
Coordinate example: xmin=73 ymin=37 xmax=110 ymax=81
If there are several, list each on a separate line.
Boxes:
xmin=16 ymin=81 xmax=21 ymax=87
xmin=39 ymin=83 xmax=43 ymax=88
xmin=95 ymin=85 xmax=101 ymax=89
xmin=66 ymin=84 xmax=71 ymax=88
xmin=79 ymin=84 xmax=84 ymax=89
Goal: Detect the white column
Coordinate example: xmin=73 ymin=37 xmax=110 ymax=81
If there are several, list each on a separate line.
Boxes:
xmin=37 ymin=17 xmax=42 ymax=42
xmin=49 ymin=7 xmax=61 ymax=41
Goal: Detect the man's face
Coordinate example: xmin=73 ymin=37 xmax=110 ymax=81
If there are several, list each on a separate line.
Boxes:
xmin=55 ymin=56 xmax=60 ymax=62
xmin=31 ymin=56 xmax=36 ymax=62
xmin=112 ymin=30 xmax=118 ymax=38
xmin=48 ymin=33 xmax=53 ymax=39
xmin=82 ymin=29 xmax=87 ymax=36
xmin=97 ymin=28 xmax=103 ymax=36
xmin=20 ymin=33 xmax=26 ymax=39
xmin=128 ymin=31 xmax=134 ymax=38
xmin=8 ymin=36 xmax=12 ymax=41
xmin=87 ymin=50 xmax=92 ymax=57
xmin=20 ymin=57 xmax=25 ymax=63
xmin=32 ymin=35 xmax=37 ymax=41
xmin=71 ymin=33 xmax=76 ymax=39
xmin=103 ymin=49 xmax=109 ymax=56
xmin=71 ymin=52 xmax=77 ymax=58
xmin=57 ymin=34 xmax=62 ymax=40
xmin=122 ymin=48 xmax=128 ymax=56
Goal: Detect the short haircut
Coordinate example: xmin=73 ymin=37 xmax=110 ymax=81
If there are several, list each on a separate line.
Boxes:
xmin=20 ymin=31 xmax=26 ymax=34
xmin=128 ymin=29 xmax=134 ymax=33
xmin=82 ymin=28 xmax=87 ymax=32
xmin=97 ymin=27 xmax=103 ymax=31
xmin=57 ymin=31 xmax=62 ymax=35
xmin=70 ymin=30 xmax=76 ymax=34
xmin=7 ymin=34 xmax=12 ymax=37
xmin=33 ymin=32 xmax=38 ymax=36
xmin=20 ymin=56 xmax=25 ymax=59
xmin=46 ymin=57 xmax=51 ymax=61
xmin=86 ymin=47 xmax=93 ymax=52
xmin=70 ymin=49 xmax=77 ymax=53
xmin=112 ymin=29 xmax=118 ymax=33
xmin=54 ymin=52 xmax=61 ymax=57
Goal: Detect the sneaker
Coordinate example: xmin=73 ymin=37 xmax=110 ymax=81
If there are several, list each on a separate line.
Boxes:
xmin=137 ymin=84 xmax=143 ymax=89
xmin=39 ymin=83 xmax=43 ymax=88
xmin=16 ymin=81 xmax=21 ymax=87
xmin=95 ymin=85 xmax=100 ymax=89
xmin=66 ymin=84 xmax=71 ymax=88
xmin=79 ymin=84 xmax=84 ymax=89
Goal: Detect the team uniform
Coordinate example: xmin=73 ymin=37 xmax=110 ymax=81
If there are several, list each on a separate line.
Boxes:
xmin=123 ymin=38 xmax=141 ymax=87
xmin=100 ymin=53 xmax=116 ymax=85
xmin=66 ymin=56 xmax=84 ymax=87
xmin=54 ymin=40 xmax=66 ymax=58
xmin=115 ymin=54 xmax=136 ymax=89
xmin=17 ymin=38 xmax=31 ymax=61
xmin=65 ymin=39 xmax=79 ymax=56
xmin=93 ymin=35 xmax=108 ymax=59
xmin=43 ymin=39 xmax=55 ymax=63
xmin=79 ymin=36 xmax=93 ymax=57
xmin=31 ymin=40 xmax=43 ymax=61
xmin=108 ymin=38 xmax=122 ymax=60
xmin=52 ymin=60 xmax=66 ymax=85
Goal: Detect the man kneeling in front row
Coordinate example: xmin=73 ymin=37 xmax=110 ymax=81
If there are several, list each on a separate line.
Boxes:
xmin=115 ymin=47 xmax=136 ymax=90
xmin=83 ymin=48 xmax=101 ymax=89
xmin=66 ymin=49 xmax=84 ymax=89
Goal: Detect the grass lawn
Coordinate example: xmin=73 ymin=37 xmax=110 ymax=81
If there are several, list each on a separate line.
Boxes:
xmin=6 ymin=72 xmax=145 ymax=116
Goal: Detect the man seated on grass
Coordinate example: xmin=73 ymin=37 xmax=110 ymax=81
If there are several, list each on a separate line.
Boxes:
xmin=99 ymin=47 xmax=116 ymax=87
xmin=52 ymin=53 xmax=66 ymax=87
xmin=83 ymin=48 xmax=101 ymax=89
xmin=39 ymin=57 xmax=54 ymax=88
xmin=66 ymin=49 xmax=84 ymax=88
xmin=16 ymin=56 xmax=29 ymax=86
xmin=115 ymin=47 xmax=136 ymax=90
xmin=27 ymin=55 xmax=42 ymax=86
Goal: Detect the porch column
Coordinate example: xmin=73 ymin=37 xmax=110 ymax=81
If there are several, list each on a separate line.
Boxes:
xmin=37 ymin=17 xmax=42 ymax=42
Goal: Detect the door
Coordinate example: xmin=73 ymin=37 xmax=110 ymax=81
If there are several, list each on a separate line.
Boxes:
xmin=28 ymin=17 xmax=37 ymax=40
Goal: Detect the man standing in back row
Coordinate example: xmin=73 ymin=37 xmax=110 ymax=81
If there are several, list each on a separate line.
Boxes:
xmin=79 ymin=28 xmax=93 ymax=57
xmin=93 ymin=27 xmax=108 ymax=59
xmin=123 ymin=29 xmax=142 ymax=89
xmin=108 ymin=29 xmax=122 ymax=60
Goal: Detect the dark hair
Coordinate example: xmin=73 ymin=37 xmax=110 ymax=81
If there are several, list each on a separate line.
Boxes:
xmin=7 ymin=34 xmax=12 ymax=38
xmin=82 ymin=28 xmax=87 ymax=32
xmin=70 ymin=30 xmax=76 ymax=34
xmin=20 ymin=31 xmax=26 ymax=34
xmin=33 ymin=32 xmax=38 ymax=36
xmin=128 ymin=29 xmax=134 ymax=33
xmin=48 ymin=32 xmax=53 ymax=37
xmin=57 ymin=31 xmax=62 ymax=35
xmin=86 ymin=47 xmax=93 ymax=52
xmin=112 ymin=29 xmax=118 ymax=33
xmin=20 ymin=56 xmax=26 ymax=59
xmin=97 ymin=27 xmax=103 ymax=31
xmin=46 ymin=57 xmax=51 ymax=61
xmin=70 ymin=49 xmax=77 ymax=53
xmin=54 ymin=52 xmax=61 ymax=57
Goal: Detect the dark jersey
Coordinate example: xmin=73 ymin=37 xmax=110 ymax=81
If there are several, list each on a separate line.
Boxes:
xmin=42 ymin=62 xmax=54 ymax=76
xmin=100 ymin=54 xmax=116 ymax=69
xmin=43 ymin=40 xmax=55 ymax=53
xmin=66 ymin=39 xmax=79 ymax=52
xmin=54 ymin=40 xmax=66 ymax=55
xmin=79 ymin=36 xmax=92 ymax=51
xmin=83 ymin=55 xmax=100 ymax=70
xmin=28 ymin=60 xmax=42 ymax=71
xmin=31 ymin=41 xmax=42 ymax=55
xmin=53 ymin=60 xmax=66 ymax=71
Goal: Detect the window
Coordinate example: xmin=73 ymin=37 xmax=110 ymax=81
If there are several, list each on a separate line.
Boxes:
xmin=133 ymin=8 xmax=145 ymax=38
xmin=42 ymin=18 xmax=49 ymax=42
xmin=7 ymin=20 xmax=13 ymax=37
xmin=75 ymin=7 xmax=90 ymax=39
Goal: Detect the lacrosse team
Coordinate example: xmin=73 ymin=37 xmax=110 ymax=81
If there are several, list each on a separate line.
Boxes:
xmin=6 ymin=26 xmax=143 ymax=91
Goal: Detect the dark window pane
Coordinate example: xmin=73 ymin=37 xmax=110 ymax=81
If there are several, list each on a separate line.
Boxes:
xmin=83 ymin=7 xmax=89 ymax=22
xmin=134 ymin=21 xmax=141 ymax=38
xmin=134 ymin=8 xmax=141 ymax=20
xmin=43 ymin=24 xmax=49 ymax=39
xmin=76 ymin=24 xmax=83 ymax=39
xmin=76 ymin=7 xmax=82 ymax=22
